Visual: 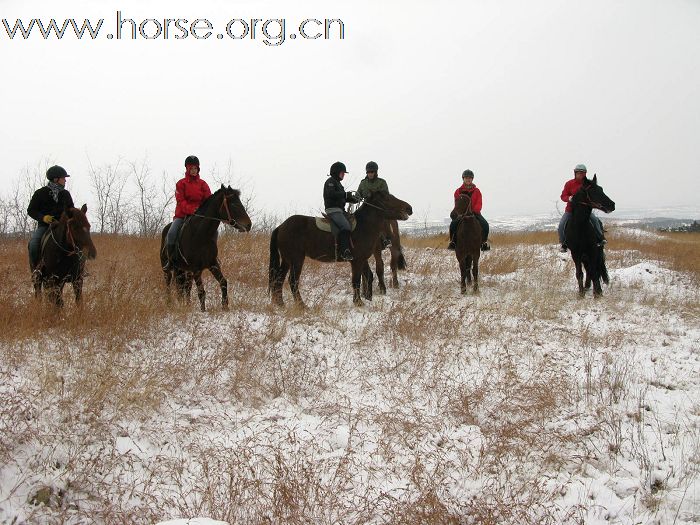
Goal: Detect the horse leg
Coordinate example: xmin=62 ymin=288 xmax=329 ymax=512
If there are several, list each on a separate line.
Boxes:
xmin=390 ymin=246 xmax=399 ymax=288
xmin=374 ymin=248 xmax=386 ymax=295
xmin=288 ymin=260 xmax=306 ymax=308
xmin=73 ymin=278 xmax=83 ymax=304
xmin=194 ymin=271 xmax=206 ymax=311
xmin=574 ymin=258 xmax=586 ymax=297
xmin=209 ymin=263 xmax=229 ymax=310
xmin=351 ymin=261 xmax=363 ymax=306
xmin=472 ymin=255 xmax=479 ymax=294
xmin=458 ymin=254 xmax=468 ymax=294
xmin=362 ymin=262 xmax=374 ymax=301
xmin=271 ymin=259 xmax=289 ymax=306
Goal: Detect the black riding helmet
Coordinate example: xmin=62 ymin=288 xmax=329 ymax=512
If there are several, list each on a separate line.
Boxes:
xmin=366 ymin=161 xmax=378 ymax=172
xmin=330 ymin=161 xmax=348 ymax=178
xmin=46 ymin=165 xmax=69 ymax=181
xmin=185 ymin=155 xmax=200 ymax=173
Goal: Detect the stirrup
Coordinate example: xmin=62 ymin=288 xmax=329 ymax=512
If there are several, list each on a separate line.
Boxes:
xmin=559 ymin=244 xmax=568 ymax=253
xmin=481 ymin=242 xmax=491 ymax=252
xmin=341 ymin=249 xmax=353 ymax=261
xmin=447 ymin=241 xmax=456 ymax=251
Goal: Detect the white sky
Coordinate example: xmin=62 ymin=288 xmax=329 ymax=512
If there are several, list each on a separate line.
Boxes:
xmin=2 ymin=0 xmax=699 ymax=220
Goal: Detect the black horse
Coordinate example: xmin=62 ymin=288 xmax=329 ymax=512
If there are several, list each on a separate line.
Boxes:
xmin=160 ymin=185 xmax=252 ymax=311
xmin=32 ymin=205 xmax=97 ymax=306
xmin=564 ymin=174 xmax=615 ymax=297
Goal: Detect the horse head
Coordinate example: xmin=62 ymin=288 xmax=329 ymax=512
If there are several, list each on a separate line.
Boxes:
xmin=200 ymin=185 xmax=252 ymax=231
xmin=363 ymin=190 xmax=413 ymax=221
xmin=450 ymin=191 xmax=474 ymax=219
xmin=574 ymin=175 xmax=616 ymax=213
xmin=60 ymin=204 xmax=97 ymax=260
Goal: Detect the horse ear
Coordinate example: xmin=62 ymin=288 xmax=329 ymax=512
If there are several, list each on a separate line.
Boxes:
xmin=220 ymin=183 xmax=225 ymax=190
xmin=228 ymin=185 xmax=232 ymax=190
xmin=592 ymin=174 xmax=598 ymax=185
xmin=81 ymin=203 xmax=87 ymax=214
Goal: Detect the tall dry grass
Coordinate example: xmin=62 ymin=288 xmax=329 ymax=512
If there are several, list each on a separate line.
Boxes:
xmin=0 ymin=227 xmax=698 ymax=524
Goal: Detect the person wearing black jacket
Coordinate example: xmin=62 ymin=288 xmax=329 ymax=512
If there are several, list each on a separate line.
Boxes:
xmin=26 ymin=165 xmax=74 ymax=271
xmin=323 ymin=161 xmax=358 ymax=261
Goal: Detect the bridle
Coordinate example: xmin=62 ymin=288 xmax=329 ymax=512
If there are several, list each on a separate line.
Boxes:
xmin=49 ymin=218 xmax=87 ymax=259
xmin=192 ymin=191 xmax=244 ymax=229
xmin=453 ymin=193 xmax=475 ymax=220
xmin=575 ymin=185 xmax=606 ymax=211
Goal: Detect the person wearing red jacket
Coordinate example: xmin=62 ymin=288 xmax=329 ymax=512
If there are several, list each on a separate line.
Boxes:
xmin=448 ymin=169 xmax=490 ymax=251
xmin=558 ymin=164 xmax=604 ymax=252
xmin=164 ymin=155 xmax=212 ymax=269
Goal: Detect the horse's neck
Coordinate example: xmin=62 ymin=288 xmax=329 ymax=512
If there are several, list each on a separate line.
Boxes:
xmin=355 ymin=204 xmax=383 ymax=236
xmin=571 ymin=203 xmax=592 ymax=225
xmin=188 ymin=199 xmax=221 ymax=236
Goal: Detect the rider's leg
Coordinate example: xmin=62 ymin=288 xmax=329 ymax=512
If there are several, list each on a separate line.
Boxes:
xmin=164 ymin=218 xmax=184 ymax=269
xmin=558 ymin=212 xmax=571 ymax=251
xmin=28 ymin=224 xmax=48 ymax=271
xmin=476 ymin=213 xmax=490 ymax=250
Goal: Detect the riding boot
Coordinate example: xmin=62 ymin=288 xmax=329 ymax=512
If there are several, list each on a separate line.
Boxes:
xmin=447 ymin=219 xmax=458 ymax=250
xmin=164 ymin=244 xmax=177 ymax=270
xmin=339 ymin=231 xmax=353 ymax=261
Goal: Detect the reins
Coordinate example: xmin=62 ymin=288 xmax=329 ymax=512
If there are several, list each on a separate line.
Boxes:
xmin=191 ymin=193 xmax=242 ymax=229
xmin=48 ymin=218 xmax=85 ymax=259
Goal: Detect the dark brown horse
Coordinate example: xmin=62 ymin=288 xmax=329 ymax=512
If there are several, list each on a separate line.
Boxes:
xmin=361 ymin=220 xmax=407 ymax=299
xmin=564 ymin=174 xmax=615 ymax=297
xmin=32 ymin=204 xmax=97 ymax=306
xmin=269 ymin=191 xmax=412 ymax=307
xmin=160 ymin=185 xmax=252 ymax=311
xmin=451 ymin=193 xmax=482 ymax=294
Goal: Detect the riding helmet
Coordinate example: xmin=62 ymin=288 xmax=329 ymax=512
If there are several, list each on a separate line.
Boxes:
xmin=46 ymin=165 xmax=69 ymax=180
xmin=365 ymin=161 xmax=379 ymax=172
xmin=330 ymin=161 xmax=348 ymax=177
xmin=462 ymin=169 xmax=474 ymax=179
xmin=185 ymin=155 xmax=200 ymax=167
xmin=574 ymin=164 xmax=587 ymax=173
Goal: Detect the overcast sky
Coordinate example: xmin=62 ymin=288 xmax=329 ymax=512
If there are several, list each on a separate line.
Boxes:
xmin=2 ymin=0 xmax=699 ymax=222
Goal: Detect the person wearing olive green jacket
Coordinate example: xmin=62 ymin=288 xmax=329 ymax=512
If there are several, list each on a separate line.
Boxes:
xmin=357 ymin=161 xmax=392 ymax=249
xmin=356 ymin=161 xmax=389 ymax=198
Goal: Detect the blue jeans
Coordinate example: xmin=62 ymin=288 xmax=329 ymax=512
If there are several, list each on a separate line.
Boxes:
xmin=325 ymin=210 xmax=351 ymax=237
xmin=28 ymin=223 xmax=48 ymax=269
xmin=166 ymin=218 xmax=184 ymax=247
xmin=559 ymin=212 xmax=604 ymax=244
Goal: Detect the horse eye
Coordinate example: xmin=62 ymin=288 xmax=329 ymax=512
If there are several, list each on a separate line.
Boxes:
xmin=83 ymin=227 xmax=89 ymax=233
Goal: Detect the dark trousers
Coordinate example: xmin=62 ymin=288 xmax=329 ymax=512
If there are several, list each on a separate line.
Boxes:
xmin=450 ymin=214 xmax=489 ymax=243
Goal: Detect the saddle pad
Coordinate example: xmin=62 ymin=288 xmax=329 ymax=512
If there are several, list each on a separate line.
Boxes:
xmin=315 ymin=215 xmax=357 ymax=233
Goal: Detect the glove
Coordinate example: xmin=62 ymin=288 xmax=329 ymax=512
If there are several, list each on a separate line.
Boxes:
xmin=568 ymin=196 xmax=573 ymax=202
xmin=42 ymin=215 xmax=56 ymax=224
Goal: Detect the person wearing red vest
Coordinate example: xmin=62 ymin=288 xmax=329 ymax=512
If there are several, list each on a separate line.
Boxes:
xmin=163 ymin=155 xmax=212 ymax=269
xmin=448 ymin=169 xmax=490 ymax=251
xmin=558 ymin=164 xmax=605 ymax=252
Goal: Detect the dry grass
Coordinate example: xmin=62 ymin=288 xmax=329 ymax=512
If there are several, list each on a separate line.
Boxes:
xmin=0 ymin=227 xmax=698 ymax=524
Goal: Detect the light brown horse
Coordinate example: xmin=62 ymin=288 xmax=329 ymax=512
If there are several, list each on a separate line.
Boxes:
xmin=269 ymin=191 xmax=412 ymax=306
xmin=32 ymin=205 xmax=97 ymax=306
xmin=451 ymin=193 xmax=481 ymax=294
xmin=160 ymin=185 xmax=251 ymax=311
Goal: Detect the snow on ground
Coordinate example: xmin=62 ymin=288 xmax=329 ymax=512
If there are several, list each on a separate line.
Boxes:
xmin=0 ymin=230 xmax=698 ymax=524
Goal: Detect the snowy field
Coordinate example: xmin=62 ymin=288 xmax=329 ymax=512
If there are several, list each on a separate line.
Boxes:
xmin=0 ymin=229 xmax=698 ymax=524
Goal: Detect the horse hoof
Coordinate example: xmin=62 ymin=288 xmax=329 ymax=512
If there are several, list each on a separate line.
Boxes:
xmin=378 ymin=288 xmax=387 ymax=295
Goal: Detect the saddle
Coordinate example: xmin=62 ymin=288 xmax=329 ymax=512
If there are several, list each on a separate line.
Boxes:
xmin=315 ymin=213 xmax=357 ymax=233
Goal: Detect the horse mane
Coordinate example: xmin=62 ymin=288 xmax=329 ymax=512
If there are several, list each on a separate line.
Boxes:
xmin=194 ymin=187 xmax=241 ymax=215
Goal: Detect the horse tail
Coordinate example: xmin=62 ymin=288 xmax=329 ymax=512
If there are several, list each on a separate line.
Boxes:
xmin=268 ymin=227 xmax=281 ymax=294
xmin=390 ymin=220 xmax=407 ymax=270
xmin=600 ymin=251 xmax=610 ymax=285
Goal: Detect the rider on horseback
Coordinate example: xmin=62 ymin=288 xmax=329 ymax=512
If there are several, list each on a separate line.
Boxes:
xmin=448 ymin=169 xmax=490 ymax=251
xmin=27 ymin=165 xmax=74 ymax=273
xmin=558 ymin=164 xmax=605 ymax=252
xmin=357 ymin=161 xmax=392 ymax=249
xmin=324 ymin=161 xmax=359 ymax=261
xmin=163 ymin=155 xmax=212 ymax=270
